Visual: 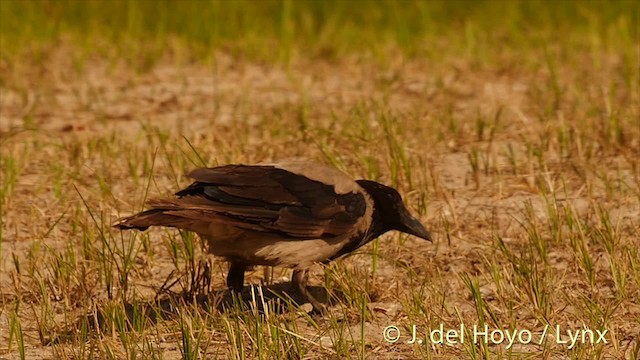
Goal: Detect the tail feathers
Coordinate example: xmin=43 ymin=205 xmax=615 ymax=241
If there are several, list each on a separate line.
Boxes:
xmin=114 ymin=198 xmax=224 ymax=232
xmin=113 ymin=209 xmax=192 ymax=231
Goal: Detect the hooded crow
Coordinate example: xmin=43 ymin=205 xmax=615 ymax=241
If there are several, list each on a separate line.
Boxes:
xmin=114 ymin=160 xmax=432 ymax=313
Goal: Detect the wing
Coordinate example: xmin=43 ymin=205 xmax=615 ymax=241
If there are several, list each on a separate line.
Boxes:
xmin=155 ymin=164 xmax=368 ymax=239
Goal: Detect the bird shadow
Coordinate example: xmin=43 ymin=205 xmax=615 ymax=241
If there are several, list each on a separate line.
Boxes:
xmin=46 ymin=283 xmax=334 ymax=345
xmin=140 ymin=282 xmax=333 ymax=320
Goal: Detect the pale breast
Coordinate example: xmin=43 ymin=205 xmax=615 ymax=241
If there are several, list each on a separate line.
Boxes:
xmin=202 ymin=224 xmax=366 ymax=268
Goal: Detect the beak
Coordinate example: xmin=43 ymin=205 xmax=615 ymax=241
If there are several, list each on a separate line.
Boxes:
xmin=401 ymin=213 xmax=432 ymax=241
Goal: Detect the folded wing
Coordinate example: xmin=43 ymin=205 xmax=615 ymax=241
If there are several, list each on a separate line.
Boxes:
xmin=115 ymin=164 xmax=368 ymax=239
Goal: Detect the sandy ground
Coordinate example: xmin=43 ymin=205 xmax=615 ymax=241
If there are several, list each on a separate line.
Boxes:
xmin=0 ymin=48 xmax=638 ymax=358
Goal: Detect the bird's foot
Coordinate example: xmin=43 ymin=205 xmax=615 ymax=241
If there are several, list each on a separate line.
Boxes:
xmin=309 ymin=301 xmax=327 ymax=316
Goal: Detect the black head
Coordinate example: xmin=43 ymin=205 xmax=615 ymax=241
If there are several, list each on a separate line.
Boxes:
xmin=356 ymin=180 xmax=432 ymax=241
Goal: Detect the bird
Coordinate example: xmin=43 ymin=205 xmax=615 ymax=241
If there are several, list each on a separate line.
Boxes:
xmin=114 ymin=160 xmax=432 ymax=313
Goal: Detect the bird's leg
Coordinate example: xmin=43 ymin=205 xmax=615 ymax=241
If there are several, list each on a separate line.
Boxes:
xmin=292 ymin=269 xmax=326 ymax=314
xmin=227 ymin=261 xmax=246 ymax=294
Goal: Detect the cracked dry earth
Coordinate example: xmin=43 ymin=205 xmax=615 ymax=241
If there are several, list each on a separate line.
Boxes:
xmin=0 ymin=51 xmax=639 ymax=359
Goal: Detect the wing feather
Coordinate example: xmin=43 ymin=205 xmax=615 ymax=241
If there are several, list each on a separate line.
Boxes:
xmin=145 ymin=164 xmax=368 ymax=239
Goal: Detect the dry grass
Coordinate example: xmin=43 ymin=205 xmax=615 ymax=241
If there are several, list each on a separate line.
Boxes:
xmin=1 ymin=1 xmax=639 ymax=359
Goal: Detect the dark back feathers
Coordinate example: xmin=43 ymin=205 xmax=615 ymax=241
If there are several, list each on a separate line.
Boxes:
xmin=118 ymin=164 xmax=368 ymax=240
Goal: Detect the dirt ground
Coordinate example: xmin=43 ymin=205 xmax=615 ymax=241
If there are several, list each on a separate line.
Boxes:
xmin=0 ymin=45 xmax=639 ymax=359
